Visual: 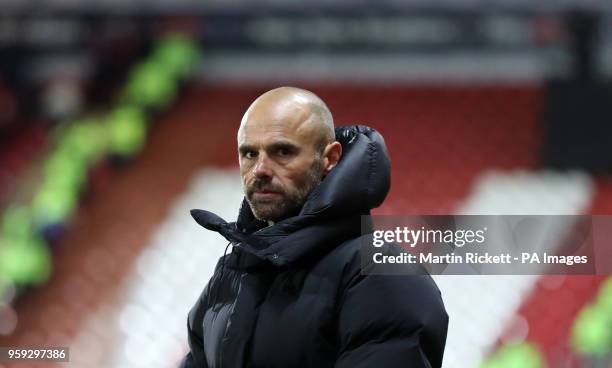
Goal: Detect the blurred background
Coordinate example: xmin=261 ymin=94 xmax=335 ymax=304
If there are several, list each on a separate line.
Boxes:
xmin=0 ymin=1 xmax=612 ymax=367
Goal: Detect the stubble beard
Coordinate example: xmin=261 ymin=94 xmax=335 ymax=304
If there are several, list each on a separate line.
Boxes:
xmin=245 ymin=158 xmax=325 ymax=223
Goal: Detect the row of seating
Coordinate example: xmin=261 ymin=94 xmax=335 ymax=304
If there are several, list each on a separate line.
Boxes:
xmin=0 ymin=33 xmax=201 ymax=321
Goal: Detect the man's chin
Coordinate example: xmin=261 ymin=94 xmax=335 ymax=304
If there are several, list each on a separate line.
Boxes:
xmin=247 ymin=193 xmax=304 ymax=222
xmin=249 ymin=201 xmax=282 ymax=221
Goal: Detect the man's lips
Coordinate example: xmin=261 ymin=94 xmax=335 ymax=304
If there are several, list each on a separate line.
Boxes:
xmin=253 ymin=190 xmax=281 ymax=199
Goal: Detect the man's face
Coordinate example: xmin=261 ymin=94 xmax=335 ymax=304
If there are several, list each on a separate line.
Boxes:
xmin=238 ymin=101 xmax=325 ymax=223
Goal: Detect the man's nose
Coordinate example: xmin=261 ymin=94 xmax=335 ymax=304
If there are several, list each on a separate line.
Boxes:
xmin=253 ymin=155 xmax=273 ymax=179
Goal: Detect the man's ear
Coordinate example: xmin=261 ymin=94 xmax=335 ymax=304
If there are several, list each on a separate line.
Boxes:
xmin=322 ymin=141 xmax=342 ymax=174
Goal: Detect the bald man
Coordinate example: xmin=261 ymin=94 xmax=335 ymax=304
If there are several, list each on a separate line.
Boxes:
xmin=182 ymin=87 xmax=448 ymax=368
xmin=238 ymin=87 xmax=341 ymax=224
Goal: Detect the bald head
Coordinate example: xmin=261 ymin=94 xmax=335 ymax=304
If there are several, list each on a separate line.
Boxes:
xmin=239 ymin=87 xmax=335 ymax=152
xmin=237 ymin=86 xmax=342 ymax=223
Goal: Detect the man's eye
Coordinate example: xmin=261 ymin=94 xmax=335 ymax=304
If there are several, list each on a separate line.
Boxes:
xmin=278 ymin=148 xmax=292 ymax=156
xmin=244 ymin=151 xmax=257 ymax=159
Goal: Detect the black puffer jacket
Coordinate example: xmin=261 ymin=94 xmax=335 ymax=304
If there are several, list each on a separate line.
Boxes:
xmin=181 ymin=125 xmax=448 ymax=368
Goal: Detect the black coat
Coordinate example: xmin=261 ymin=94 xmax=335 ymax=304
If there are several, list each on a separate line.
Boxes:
xmin=181 ymin=125 xmax=448 ymax=368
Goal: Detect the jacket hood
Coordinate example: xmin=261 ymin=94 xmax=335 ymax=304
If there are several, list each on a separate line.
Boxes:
xmin=191 ymin=125 xmax=391 ymax=268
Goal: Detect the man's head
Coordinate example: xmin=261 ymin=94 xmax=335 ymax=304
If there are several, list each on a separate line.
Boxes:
xmin=238 ymin=87 xmax=342 ymax=223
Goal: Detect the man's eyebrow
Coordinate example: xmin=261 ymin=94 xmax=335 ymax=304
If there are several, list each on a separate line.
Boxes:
xmin=239 ymin=141 xmax=300 ymax=154
xmin=268 ymin=141 xmax=299 ymax=151
xmin=238 ymin=144 xmax=256 ymax=154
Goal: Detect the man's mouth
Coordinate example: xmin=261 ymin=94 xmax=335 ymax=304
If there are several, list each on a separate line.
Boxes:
xmin=257 ymin=189 xmax=277 ymax=194
xmin=253 ymin=190 xmax=281 ymax=200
